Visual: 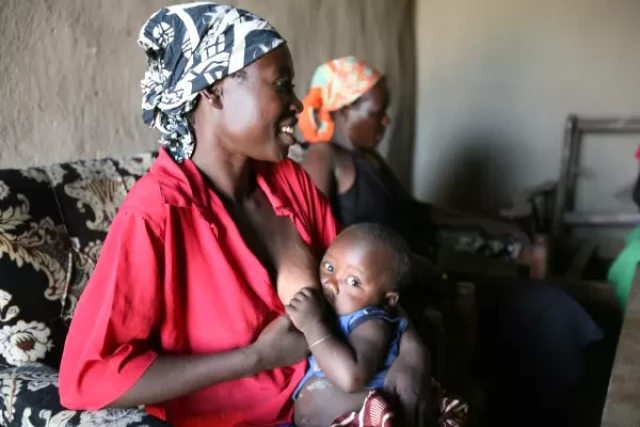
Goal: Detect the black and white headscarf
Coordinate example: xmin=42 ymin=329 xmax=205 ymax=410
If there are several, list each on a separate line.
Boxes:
xmin=138 ymin=2 xmax=285 ymax=162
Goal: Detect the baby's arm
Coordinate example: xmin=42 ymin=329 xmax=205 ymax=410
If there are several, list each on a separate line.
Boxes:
xmin=286 ymin=288 xmax=392 ymax=393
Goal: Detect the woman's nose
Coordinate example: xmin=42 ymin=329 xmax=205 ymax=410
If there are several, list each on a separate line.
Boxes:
xmin=291 ymin=92 xmax=303 ymax=114
xmin=381 ymin=113 xmax=391 ymax=126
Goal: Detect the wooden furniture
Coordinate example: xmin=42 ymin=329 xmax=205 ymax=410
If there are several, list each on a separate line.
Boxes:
xmin=426 ymin=114 xmax=640 ymax=425
xmin=600 ymin=268 xmax=640 ymax=426
xmin=551 ymin=115 xmax=640 ymax=269
xmin=501 ymin=114 xmax=640 ymax=277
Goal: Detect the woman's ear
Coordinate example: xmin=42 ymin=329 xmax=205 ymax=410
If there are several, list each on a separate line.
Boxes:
xmin=385 ymin=291 xmax=400 ymax=308
xmin=337 ymin=104 xmax=351 ymax=119
xmin=200 ymin=83 xmax=223 ymax=110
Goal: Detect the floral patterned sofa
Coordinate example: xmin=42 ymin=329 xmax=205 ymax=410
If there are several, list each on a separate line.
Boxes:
xmin=0 ymin=151 xmax=171 ymax=426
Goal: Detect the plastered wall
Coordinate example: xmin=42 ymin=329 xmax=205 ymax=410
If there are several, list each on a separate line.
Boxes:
xmin=415 ymin=0 xmax=640 ymax=213
xmin=0 ymin=0 xmax=416 ymax=185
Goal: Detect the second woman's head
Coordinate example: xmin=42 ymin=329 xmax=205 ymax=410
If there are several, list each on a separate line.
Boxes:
xmin=139 ymin=2 xmax=302 ymax=164
xmin=298 ymin=56 xmax=390 ymax=150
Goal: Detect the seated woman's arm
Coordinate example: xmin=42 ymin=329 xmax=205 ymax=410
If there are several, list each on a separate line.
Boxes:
xmin=59 ymin=210 xmax=307 ymax=410
xmin=385 ymin=323 xmax=432 ymax=427
xmin=300 ymin=143 xmax=335 ymax=196
xmin=367 ymin=149 xmax=530 ymax=259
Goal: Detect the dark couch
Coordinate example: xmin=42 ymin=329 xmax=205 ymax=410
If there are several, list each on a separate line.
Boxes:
xmin=0 ymin=151 xmax=170 ymax=426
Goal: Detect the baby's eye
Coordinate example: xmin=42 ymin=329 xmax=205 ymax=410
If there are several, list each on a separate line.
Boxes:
xmin=346 ymin=277 xmax=360 ymax=287
xmin=322 ymin=262 xmax=334 ymax=273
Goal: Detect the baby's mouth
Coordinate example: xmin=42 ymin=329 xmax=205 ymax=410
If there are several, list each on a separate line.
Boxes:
xmin=322 ymin=291 xmax=336 ymax=307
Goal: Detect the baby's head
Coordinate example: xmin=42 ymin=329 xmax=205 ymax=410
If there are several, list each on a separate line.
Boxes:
xmin=320 ymin=223 xmax=412 ymax=315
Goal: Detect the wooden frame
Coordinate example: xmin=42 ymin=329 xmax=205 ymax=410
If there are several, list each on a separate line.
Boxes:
xmin=551 ymin=115 xmax=640 ymax=249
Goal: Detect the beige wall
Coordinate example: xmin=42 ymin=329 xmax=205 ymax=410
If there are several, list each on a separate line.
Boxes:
xmin=0 ymin=0 xmax=415 ymax=186
xmin=415 ymin=0 xmax=640 ymax=213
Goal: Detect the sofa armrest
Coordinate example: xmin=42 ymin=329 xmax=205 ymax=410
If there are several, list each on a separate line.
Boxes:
xmin=0 ymin=363 xmax=171 ymax=427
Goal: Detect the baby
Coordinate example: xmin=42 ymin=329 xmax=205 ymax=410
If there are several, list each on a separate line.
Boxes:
xmin=285 ymin=223 xmax=412 ymax=427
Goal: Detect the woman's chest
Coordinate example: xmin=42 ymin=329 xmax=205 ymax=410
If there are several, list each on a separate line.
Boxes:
xmin=156 ymin=206 xmax=312 ymax=354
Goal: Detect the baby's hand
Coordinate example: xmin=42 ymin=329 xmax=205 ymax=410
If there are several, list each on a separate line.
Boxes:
xmin=285 ymin=287 xmax=325 ymax=333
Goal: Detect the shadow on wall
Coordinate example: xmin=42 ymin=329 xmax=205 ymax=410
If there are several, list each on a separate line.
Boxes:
xmin=429 ymin=130 xmax=520 ymax=214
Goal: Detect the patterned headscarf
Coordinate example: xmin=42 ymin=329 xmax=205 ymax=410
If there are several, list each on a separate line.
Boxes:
xmin=138 ymin=2 xmax=285 ymax=162
xmin=298 ymin=56 xmax=383 ymax=143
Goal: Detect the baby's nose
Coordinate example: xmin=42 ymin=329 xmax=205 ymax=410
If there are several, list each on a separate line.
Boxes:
xmin=323 ymin=278 xmax=339 ymax=295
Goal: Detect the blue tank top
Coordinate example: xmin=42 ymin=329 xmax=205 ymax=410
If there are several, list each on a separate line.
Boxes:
xmin=292 ymin=306 xmax=408 ymax=400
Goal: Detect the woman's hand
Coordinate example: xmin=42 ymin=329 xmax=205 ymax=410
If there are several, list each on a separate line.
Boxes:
xmin=251 ymin=315 xmax=308 ymax=371
xmin=384 ymin=324 xmax=431 ymax=427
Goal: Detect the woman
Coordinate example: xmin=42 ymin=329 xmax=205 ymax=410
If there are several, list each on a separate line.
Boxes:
xmin=299 ymin=57 xmax=528 ymax=263
xmin=58 ymin=5 xmax=427 ymax=427
xmin=298 ymin=57 xmax=606 ymax=426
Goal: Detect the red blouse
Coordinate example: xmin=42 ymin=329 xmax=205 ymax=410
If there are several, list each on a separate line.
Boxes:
xmin=59 ymin=148 xmax=339 ymax=426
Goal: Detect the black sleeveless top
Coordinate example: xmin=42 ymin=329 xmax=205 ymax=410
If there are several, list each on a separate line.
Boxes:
xmin=330 ymin=149 xmax=424 ymax=250
xmin=322 ymin=147 xmax=518 ymax=260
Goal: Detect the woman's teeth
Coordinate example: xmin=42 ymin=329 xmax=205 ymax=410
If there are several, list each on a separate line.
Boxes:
xmin=280 ymin=125 xmax=294 ymax=135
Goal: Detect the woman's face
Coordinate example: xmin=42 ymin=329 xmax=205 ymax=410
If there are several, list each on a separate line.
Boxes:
xmin=212 ymin=44 xmax=303 ymax=162
xmin=341 ymin=79 xmax=391 ymax=150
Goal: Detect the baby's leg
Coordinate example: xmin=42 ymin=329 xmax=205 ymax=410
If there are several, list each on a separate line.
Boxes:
xmin=294 ymin=377 xmax=369 ymax=427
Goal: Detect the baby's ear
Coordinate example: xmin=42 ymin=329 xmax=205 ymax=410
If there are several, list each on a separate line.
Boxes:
xmin=385 ymin=291 xmax=399 ymax=308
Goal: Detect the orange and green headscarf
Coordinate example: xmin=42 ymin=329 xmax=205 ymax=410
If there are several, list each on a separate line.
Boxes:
xmin=298 ymin=56 xmax=383 ymax=143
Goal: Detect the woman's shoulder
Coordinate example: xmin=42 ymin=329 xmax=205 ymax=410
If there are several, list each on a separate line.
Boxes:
xmin=266 ymin=158 xmax=312 ymax=188
xmin=117 ymin=172 xmax=167 ymax=227
xmin=301 ymin=141 xmax=337 ymax=161
xmin=261 ymin=159 xmax=324 ymax=209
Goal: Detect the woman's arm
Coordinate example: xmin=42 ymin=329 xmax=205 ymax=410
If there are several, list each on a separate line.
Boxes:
xmin=109 ymin=315 xmax=307 ymax=407
xmin=366 ymin=148 xmax=530 ymax=257
xmin=59 ymin=211 xmax=307 ymax=410
xmin=425 ymin=203 xmax=530 ymax=242
xmin=300 ymin=143 xmax=336 ymax=196
xmin=384 ymin=321 xmax=432 ymax=427
xmin=285 ymin=288 xmax=392 ymax=393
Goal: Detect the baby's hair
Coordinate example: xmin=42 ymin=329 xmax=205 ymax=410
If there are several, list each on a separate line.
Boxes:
xmin=343 ymin=223 xmax=413 ymax=292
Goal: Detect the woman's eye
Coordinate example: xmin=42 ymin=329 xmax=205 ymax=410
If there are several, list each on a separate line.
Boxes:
xmin=369 ymin=109 xmax=385 ymax=119
xmin=277 ymin=79 xmax=295 ymax=92
xmin=346 ymin=277 xmax=359 ymax=287
xmin=323 ymin=262 xmax=334 ymax=273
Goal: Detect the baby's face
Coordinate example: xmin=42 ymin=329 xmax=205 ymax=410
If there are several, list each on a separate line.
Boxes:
xmin=319 ymin=231 xmax=398 ymax=316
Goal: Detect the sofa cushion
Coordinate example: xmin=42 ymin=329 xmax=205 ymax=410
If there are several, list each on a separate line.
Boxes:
xmin=0 ymin=167 xmax=71 ymax=369
xmin=0 ymin=363 xmax=170 ymax=427
xmin=55 ymin=152 xmax=157 ymax=321
xmin=0 ymin=152 xmax=157 ymax=370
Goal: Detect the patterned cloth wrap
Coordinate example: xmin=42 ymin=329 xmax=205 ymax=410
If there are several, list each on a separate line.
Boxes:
xmin=434 ymin=380 xmax=469 ymax=427
xmin=330 ymin=385 xmax=468 ymax=427
xmin=331 ymin=390 xmax=395 ymax=427
xmin=298 ymin=56 xmax=383 ymax=143
xmin=281 ymin=382 xmax=468 ymax=427
xmin=138 ymin=2 xmax=285 ymax=162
